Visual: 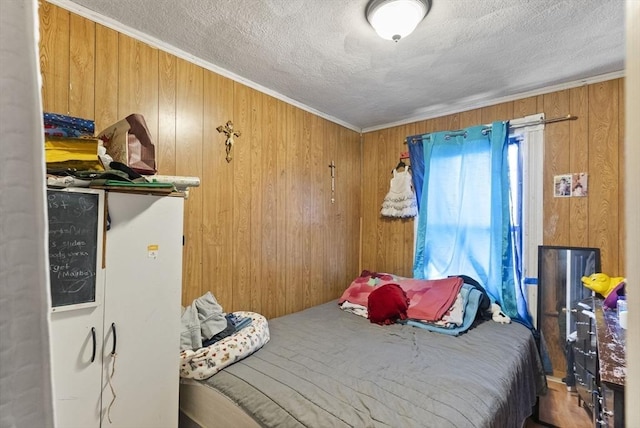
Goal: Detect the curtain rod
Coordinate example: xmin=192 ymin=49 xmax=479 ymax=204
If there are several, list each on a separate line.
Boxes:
xmin=404 ymin=114 xmax=578 ymax=144
xmin=510 ymin=114 xmax=578 ymax=129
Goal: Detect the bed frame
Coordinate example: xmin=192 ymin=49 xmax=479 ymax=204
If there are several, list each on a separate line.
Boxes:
xmin=179 ymin=380 xmax=260 ymax=428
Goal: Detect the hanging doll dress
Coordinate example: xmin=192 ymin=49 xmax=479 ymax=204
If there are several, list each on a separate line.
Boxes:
xmin=380 ymin=167 xmax=418 ymax=218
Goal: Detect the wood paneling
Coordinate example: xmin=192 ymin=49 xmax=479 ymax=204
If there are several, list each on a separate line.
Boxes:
xmin=513 ymin=96 xmax=539 ymax=118
xmin=157 ymin=52 xmax=177 ymax=176
xmin=231 ymin=82 xmax=252 ymax=312
xmin=117 ymin=35 xmax=158 ymax=135
xmin=39 ymin=1 xmax=69 ymax=113
xmin=94 ymin=24 xmax=118 ymax=132
xmin=363 ymin=80 xmax=626 ymax=278
xmin=588 ymin=81 xmax=619 ymax=274
xmin=340 ymin=125 xmax=362 ymax=296
xmin=249 ymin=87 xmax=264 ymax=313
xmin=201 ymin=70 xmax=234 ymax=310
xmin=543 ymin=90 xmax=571 ymax=245
xmin=39 ymin=2 xmax=361 ymax=316
xmin=309 ymin=113 xmax=325 ymax=306
xmin=285 ymin=104 xmax=304 ymax=314
xmin=481 ymin=102 xmax=513 ymax=124
xmin=569 ymin=86 xmax=589 ymax=247
xmin=260 ymin=94 xmax=278 ymax=318
xmin=361 ymin=131 xmax=379 ymax=272
xmin=68 ymin=13 xmax=94 ymax=119
xmin=618 ymin=80 xmax=626 ymax=277
xmin=176 ymin=58 xmax=204 ymax=305
xmin=323 ymin=121 xmax=337 ymax=303
xmin=459 ymin=110 xmax=481 ymax=129
xmin=275 ymin=99 xmax=289 ymax=316
xmin=375 ymin=130 xmax=390 ymax=270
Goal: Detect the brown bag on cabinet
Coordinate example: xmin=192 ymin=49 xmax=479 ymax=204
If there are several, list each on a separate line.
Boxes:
xmin=98 ymin=114 xmax=157 ymax=175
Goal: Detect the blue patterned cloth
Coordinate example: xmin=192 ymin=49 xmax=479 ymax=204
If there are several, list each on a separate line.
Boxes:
xmin=43 ymin=112 xmax=95 ymax=135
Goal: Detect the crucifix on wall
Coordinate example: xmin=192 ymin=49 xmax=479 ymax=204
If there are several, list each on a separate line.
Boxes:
xmin=216 ymin=120 xmax=241 ymax=162
xmin=328 ymin=161 xmax=335 ymax=204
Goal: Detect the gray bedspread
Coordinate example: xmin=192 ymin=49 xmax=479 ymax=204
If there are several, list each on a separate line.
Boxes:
xmin=201 ymin=301 xmax=546 ymax=428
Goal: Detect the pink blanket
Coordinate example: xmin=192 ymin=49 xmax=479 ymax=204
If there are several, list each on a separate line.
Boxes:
xmin=339 ymin=272 xmax=463 ymax=322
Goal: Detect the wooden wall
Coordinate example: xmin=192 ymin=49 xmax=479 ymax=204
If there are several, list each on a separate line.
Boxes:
xmin=362 ymin=80 xmax=626 ymax=279
xmin=38 ymin=2 xmax=362 ymax=318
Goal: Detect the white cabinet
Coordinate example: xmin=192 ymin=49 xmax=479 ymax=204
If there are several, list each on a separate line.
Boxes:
xmin=49 ymin=190 xmax=184 ymax=428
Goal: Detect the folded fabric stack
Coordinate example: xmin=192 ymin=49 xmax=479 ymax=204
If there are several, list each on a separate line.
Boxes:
xmin=43 ymin=112 xmax=102 ymax=171
xmin=339 ymin=271 xmax=488 ymax=336
xmin=44 ymin=112 xmax=95 ymax=138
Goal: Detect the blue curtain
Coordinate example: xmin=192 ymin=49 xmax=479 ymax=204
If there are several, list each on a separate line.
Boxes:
xmin=408 ymin=122 xmax=531 ymax=325
xmin=407 ymin=135 xmax=425 ymax=210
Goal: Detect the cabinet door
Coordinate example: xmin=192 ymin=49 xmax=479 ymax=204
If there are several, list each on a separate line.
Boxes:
xmin=102 ymin=193 xmax=184 ymax=427
xmin=48 ymin=188 xmax=105 ymax=428
xmin=50 ymin=307 xmax=104 ymax=428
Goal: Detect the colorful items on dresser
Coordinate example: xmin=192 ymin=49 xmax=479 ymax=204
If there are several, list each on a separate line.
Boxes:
xmin=581 ymin=272 xmax=626 ymax=299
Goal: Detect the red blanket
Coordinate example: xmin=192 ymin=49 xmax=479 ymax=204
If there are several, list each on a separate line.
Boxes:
xmin=339 ymin=272 xmax=463 ymax=322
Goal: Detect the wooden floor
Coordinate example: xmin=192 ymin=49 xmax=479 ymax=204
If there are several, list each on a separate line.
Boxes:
xmin=525 ymin=378 xmax=592 ymax=428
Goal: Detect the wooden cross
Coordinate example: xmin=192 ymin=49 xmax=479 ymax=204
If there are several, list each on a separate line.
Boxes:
xmin=216 ymin=120 xmax=241 ymax=163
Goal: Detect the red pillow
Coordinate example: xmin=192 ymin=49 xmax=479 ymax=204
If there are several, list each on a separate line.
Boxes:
xmin=367 ymin=283 xmax=410 ymax=325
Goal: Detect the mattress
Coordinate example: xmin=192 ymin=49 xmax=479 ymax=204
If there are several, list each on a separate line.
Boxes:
xmin=181 ymin=300 xmax=546 ymax=428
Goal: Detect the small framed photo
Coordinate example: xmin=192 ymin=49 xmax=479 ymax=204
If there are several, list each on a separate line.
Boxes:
xmin=572 ymin=172 xmax=588 ymax=197
xmin=554 ymin=174 xmax=572 ymax=197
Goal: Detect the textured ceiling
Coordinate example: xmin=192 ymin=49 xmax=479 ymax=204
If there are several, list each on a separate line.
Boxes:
xmin=60 ymin=0 xmax=625 ymax=131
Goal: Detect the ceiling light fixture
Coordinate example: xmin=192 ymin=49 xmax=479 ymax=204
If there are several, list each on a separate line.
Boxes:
xmin=366 ymin=0 xmax=431 ymax=42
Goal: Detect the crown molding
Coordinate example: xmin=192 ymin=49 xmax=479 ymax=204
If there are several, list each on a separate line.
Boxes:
xmin=362 ymin=70 xmax=625 ymax=133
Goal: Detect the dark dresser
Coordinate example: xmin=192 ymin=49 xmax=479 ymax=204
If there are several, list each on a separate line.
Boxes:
xmin=573 ymin=297 xmax=626 ymax=427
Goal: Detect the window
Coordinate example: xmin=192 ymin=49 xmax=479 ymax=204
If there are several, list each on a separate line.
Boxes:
xmin=410 ymin=115 xmax=544 ymax=325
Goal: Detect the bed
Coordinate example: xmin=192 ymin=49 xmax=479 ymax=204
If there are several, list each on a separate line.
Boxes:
xmin=179 ymin=297 xmax=546 ymax=428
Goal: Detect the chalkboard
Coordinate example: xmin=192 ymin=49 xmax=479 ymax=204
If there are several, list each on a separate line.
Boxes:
xmin=47 ymin=189 xmax=101 ymax=310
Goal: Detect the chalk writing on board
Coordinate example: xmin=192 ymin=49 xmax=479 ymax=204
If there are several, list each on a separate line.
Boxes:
xmin=47 ymin=190 xmax=99 ymax=308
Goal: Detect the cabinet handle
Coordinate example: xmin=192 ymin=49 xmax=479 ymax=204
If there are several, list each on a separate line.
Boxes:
xmin=110 ymin=322 xmax=117 ymax=355
xmin=90 ymin=327 xmax=96 ymax=363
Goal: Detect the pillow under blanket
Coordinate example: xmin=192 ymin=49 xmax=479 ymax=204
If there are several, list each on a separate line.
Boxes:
xmin=368 ymin=283 xmax=410 ymax=325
